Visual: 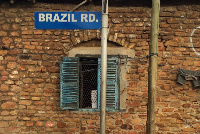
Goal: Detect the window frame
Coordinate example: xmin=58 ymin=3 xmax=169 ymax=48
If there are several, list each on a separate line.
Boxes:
xmin=60 ymin=56 xmax=120 ymax=112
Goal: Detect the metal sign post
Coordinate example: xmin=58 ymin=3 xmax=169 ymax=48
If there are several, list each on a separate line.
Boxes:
xmin=100 ymin=0 xmax=108 ymax=134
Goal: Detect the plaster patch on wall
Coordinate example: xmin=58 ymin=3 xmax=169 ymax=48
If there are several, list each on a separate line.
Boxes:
xmin=190 ymin=26 xmax=200 ymax=56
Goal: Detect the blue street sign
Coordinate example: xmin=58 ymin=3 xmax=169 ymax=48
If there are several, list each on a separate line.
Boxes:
xmin=34 ymin=12 xmax=101 ymax=29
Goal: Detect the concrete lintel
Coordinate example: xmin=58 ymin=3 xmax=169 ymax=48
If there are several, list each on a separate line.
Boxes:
xmin=68 ymin=47 xmax=135 ymax=58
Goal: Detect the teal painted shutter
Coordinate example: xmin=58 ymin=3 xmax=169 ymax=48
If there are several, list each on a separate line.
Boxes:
xmin=60 ymin=57 xmax=79 ymax=110
xmin=106 ymin=57 xmax=119 ymax=110
xmin=97 ymin=57 xmax=119 ymax=110
xmin=97 ymin=59 xmax=101 ymax=109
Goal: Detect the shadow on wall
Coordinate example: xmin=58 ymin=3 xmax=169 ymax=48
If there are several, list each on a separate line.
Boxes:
xmin=2 ymin=0 xmax=200 ymax=7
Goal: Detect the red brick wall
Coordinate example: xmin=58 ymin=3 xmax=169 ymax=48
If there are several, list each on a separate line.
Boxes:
xmin=0 ymin=2 xmax=200 ymax=134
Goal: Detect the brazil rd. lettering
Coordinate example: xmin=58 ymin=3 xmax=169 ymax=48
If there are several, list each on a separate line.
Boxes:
xmin=38 ymin=13 xmax=99 ymax=23
xmin=34 ymin=12 xmax=101 ymax=29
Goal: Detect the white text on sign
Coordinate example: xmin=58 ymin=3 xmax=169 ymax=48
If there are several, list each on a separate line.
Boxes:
xmin=39 ymin=13 xmax=98 ymax=22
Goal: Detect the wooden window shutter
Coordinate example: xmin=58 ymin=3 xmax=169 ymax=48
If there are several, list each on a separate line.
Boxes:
xmin=97 ymin=57 xmax=119 ymax=110
xmin=60 ymin=57 xmax=79 ymax=110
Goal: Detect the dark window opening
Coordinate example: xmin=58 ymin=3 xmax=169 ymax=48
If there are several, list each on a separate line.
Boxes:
xmin=79 ymin=58 xmax=98 ymax=109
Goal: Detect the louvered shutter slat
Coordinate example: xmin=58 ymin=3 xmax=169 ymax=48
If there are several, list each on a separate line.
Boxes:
xmin=97 ymin=57 xmax=119 ymax=110
xmin=60 ymin=57 xmax=79 ymax=110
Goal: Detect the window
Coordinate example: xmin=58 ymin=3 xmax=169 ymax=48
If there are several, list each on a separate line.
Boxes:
xmin=79 ymin=57 xmax=98 ymax=108
xmin=60 ymin=56 xmax=120 ymax=111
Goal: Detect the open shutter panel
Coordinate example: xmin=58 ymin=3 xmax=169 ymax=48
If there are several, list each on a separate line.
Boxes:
xmin=106 ymin=57 xmax=119 ymax=110
xmin=97 ymin=57 xmax=119 ymax=110
xmin=60 ymin=57 xmax=79 ymax=110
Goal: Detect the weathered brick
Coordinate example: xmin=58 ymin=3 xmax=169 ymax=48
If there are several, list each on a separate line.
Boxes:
xmin=34 ymin=101 xmax=44 ymax=106
xmin=0 ymin=50 xmax=8 ymax=56
xmin=34 ymin=79 xmax=45 ymax=83
xmin=86 ymin=120 xmax=95 ymax=125
xmin=120 ymin=124 xmax=132 ymax=130
xmin=173 ymin=11 xmax=186 ymax=17
xmin=53 ymin=50 xmax=63 ymax=54
xmin=10 ymin=110 xmax=18 ymax=116
xmin=22 ymin=30 xmax=33 ymax=35
xmin=182 ymin=127 xmax=195 ymax=132
xmin=34 ymin=30 xmax=43 ymax=35
xmin=46 ymin=101 xmax=54 ymax=106
xmin=24 ymin=88 xmax=34 ymax=92
xmin=115 ymin=120 xmax=123 ymax=125
xmin=29 ymin=72 xmax=40 ymax=78
xmin=167 ymin=18 xmax=180 ymax=24
xmin=131 ymin=118 xmax=141 ymax=125
xmin=67 ymin=123 xmax=77 ymax=128
xmin=128 ymin=130 xmax=137 ymax=134
xmin=31 ymin=54 xmax=41 ymax=60
xmin=10 ymin=85 xmax=22 ymax=92
xmin=1 ymin=111 xmax=10 ymax=116
xmin=45 ymin=83 xmax=55 ymax=89
xmin=185 ymin=91 xmax=197 ymax=97
xmin=0 ymin=121 xmax=9 ymax=127
xmin=160 ymin=118 xmax=176 ymax=122
xmin=168 ymin=59 xmax=181 ymax=65
xmin=28 ymin=66 xmax=37 ymax=72
xmin=122 ymin=113 xmax=131 ymax=118
xmin=162 ymin=84 xmax=171 ymax=90
xmin=11 ymin=24 xmax=20 ymax=30
xmin=23 ymin=78 xmax=32 ymax=84
xmin=182 ymin=103 xmax=191 ymax=108
xmin=2 ymin=37 xmax=13 ymax=44
xmin=48 ymin=66 xmax=59 ymax=73
xmin=169 ymin=113 xmax=181 ymax=119
xmin=188 ymin=11 xmax=199 ymax=19
xmin=19 ymin=100 xmax=32 ymax=105
xmin=2 ymin=24 xmax=10 ymax=30
xmin=0 ymin=31 xmax=7 ymax=36
xmin=1 ymin=102 xmax=17 ymax=109
xmin=27 ymin=121 xmax=34 ymax=127
xmin=4 ymin=80 xmax=14 ymax=84
xmin=134 ymin=125 xmax=144 ymax=130
xmin=7 ymin=62 xmax=17 ymax=69
xmin=132 ymin=101 xmax=140 ymax=107
xmin=0 ymin=66 xmax=5 ymax=71
xmin=0 ymin=128 xmax=5 ymax=133
xmin=11 ymin=70 xmax=18 ymax=74
xmin=9 ymin=74 xmax=19 ymax=80
xmin=45 ymin=121 xmax=55 ymax=128
xmin=0 ymin=84 xmax=9 ymax=92
xmin=44 ymin=89 xmax=53 ymax=93
xmin=5 ymin=127 xmax=19 ymax=133
xmin=122 ymin=27 xmax=136 ymax=34
xmin=3 ymin=116 xmax=17 ymax=120
xmin=10 ymin=31 xmax=20 ymax=36
xmin=24 ymin=45 xmax=35 ymax=49
xmin=57 ymin=122 xmax=66 ymax=128
xmin=18 ymin=91 xmax=29 ymax=96
xmin=38 ymin=66 xmax=47 ymax=72
xmin=35 ymin=121 xmax=43 ymax=127
xmin=32 ymin=97 xmax=40 ymax=101
xmin=19 ymin=65 xmax=26 ymax=71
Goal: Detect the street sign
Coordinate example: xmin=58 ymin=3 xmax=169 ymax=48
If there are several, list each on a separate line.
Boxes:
xmin=34 ymin=12 xmax=101 ymax=29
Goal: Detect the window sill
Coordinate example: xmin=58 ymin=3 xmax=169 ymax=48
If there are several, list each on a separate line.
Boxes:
xmin=70 ymin=108 xmax=126 ymax=112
